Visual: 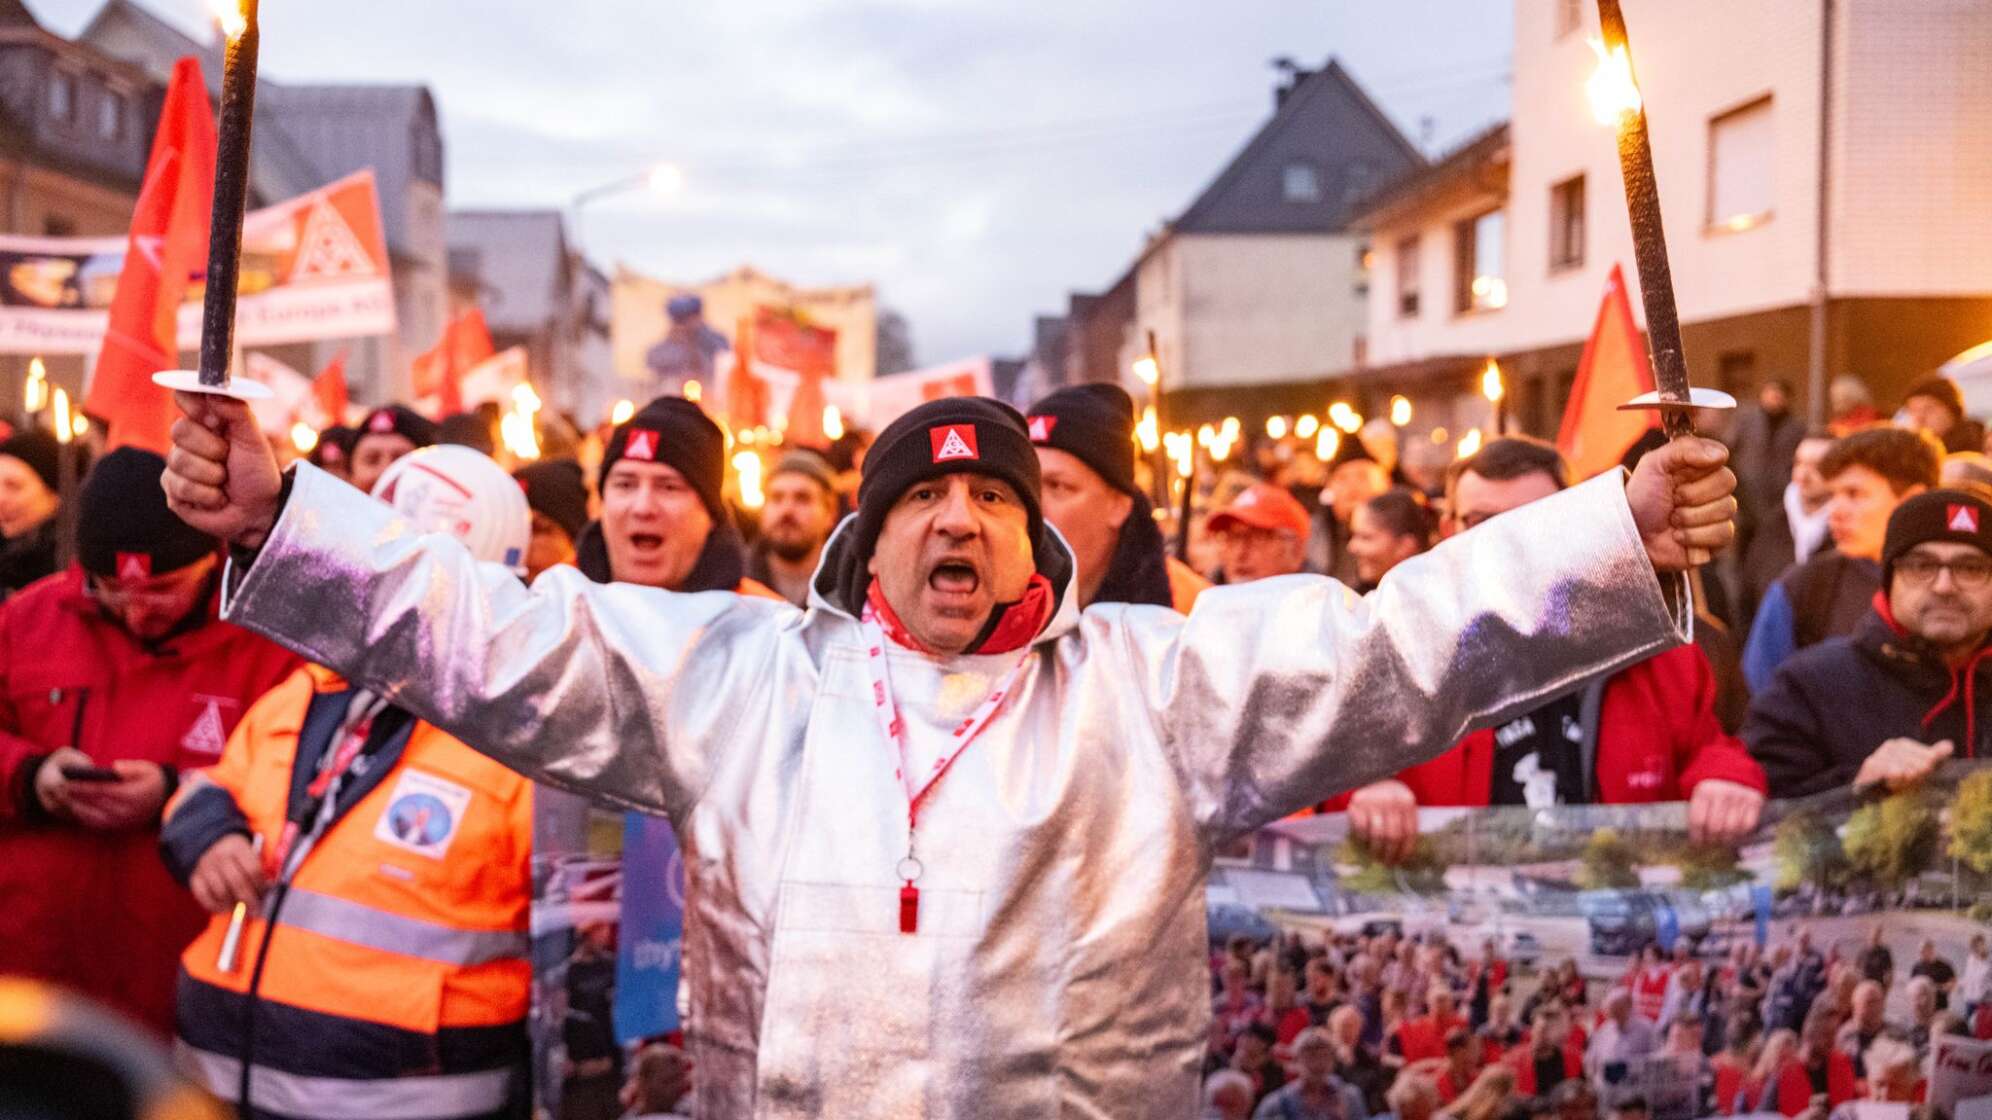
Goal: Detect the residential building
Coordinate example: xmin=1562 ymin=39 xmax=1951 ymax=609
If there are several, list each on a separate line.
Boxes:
xmin=0 ymin=0 xmax=158 ymax=399
xmin=1353 ymin=0 xmax=1992 ymax=438
xmin=79 ymin=0 xmax=449 ymax=405
xmin=448 ymin=210 xmax=613 ymax=424
xmin=1053 ymin=59 xmax=1424 ymax=426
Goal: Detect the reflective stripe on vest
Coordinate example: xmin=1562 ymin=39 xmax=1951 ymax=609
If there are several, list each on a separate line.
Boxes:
xmin=281 ymin=888 xmax=527 ymax=967
xmin=177 ymin=1042 xmax=514 ymax=1120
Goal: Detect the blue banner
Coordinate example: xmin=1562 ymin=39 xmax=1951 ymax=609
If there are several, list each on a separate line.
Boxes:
xmin=613 ymin=811 xmax=686 ymax=1043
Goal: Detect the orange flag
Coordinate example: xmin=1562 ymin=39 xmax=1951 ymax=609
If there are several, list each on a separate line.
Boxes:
xmin=1556 ymin=263 xmax=1659 ymax=480
xmin=311 ymin=350 xmax=349 ymax=427
xmin=84 ymin=57 xmax=217 ymax=454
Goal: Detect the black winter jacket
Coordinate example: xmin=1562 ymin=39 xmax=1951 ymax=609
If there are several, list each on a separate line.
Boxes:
xmin=1742 ymin=604 xmax=1990 ymax=798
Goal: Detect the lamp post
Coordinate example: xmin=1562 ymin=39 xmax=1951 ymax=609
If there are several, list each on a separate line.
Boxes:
xmin=569 ymin=163 xmax=685 ymax=252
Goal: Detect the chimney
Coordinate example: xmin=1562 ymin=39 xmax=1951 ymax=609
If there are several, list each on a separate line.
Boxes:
xmin=1272 ymin=57 xmax=1309 ymax=109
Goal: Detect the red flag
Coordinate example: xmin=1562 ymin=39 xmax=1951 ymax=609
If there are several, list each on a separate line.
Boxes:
xmin=725 ymin=315 xmax=767 ymax=431
xmin=752 ymin=306 xmax=836 ymax=446
xmin=411 ymin=309 xmax=495 ymax=417
xmin=312 ymin=350 xmax=348 ymax=426
xmin=84 ymin=57 xmax=217 ymax=454
xmin=1556 ymin=263 xmax=1659 ymax=481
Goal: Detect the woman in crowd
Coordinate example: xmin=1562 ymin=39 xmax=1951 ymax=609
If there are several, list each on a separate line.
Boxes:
xmin=1711 ymin=1011 xmax=1764 ymax=1115
xmin=0 ymin=429 xmax=61 ymax=596
xmin=1439 ymin=1064 xmax=1517 ymax=1120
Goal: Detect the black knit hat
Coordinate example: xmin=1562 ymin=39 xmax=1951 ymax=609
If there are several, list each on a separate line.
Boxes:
xmin=515 ymin=459 xmax=589 ymax=542
xmin=355 ymin=404 xmax=438 ymax=450
xmin=0 ymin=428 xmax=60 ymax=493
xmin=1903 ymin=376 xmax=1966 ymax=420
xmin=1882 ymin=486 xmax=1992 ymax=587
xmin=843 ymin=397 xmax=1043 ymax=607
xmin=77 ymin=448 xmax=216 ymax=579
xmin=1026 ymin=383 xmax=1138 ymax=497
xmin=598 ymin=396 xmax=726 ymax=520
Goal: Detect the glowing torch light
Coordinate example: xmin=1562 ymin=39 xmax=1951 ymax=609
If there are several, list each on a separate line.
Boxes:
xmin=1295 ymin=414 xmax=1320 ymax=440
xmin=23 ymin=357 xmax=47 ymax=414
xmin=1481 ymin=360 xmax=1505 ymax=403
xmin=1457 ymin=428 xmax=1484 ymax=461
xmin=733 ymin=449 xmax=765 ymax=510
xmin=1585 ymin=38 xmax=1643 ymax=126
xmin=1132 ymin=355 xmax=1159 ymax=387
xmin=610 ymin=398 xmax=635 ymax=426
xmin=1265 ymin=416 xmax=1289 ymax=440
xmin=51 ymin=388 xmax=72 ymax=446
xmin=822 ymin=405 xmax=845 ymax=441
xmin=1136 ymin=405 xmax=1159 ymax=453
xmin=289 ymin=422 xmax=318 ymax=455
xmin=1390 ymin=395 xmax=1412 ymax=427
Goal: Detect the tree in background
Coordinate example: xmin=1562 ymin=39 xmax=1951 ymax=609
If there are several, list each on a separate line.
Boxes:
xmin=1576 ymin=828 xmax=1641 ymax=891
xmin=1673 ymin=841 xmax=1751 ymax=891
xmin=1337 ymin=838 xmax=1448 ymax=896
xmin=1949 ymin=769 xmax=1992 ymax=877
xmin=1772 ymin=809 xmax=1847 ymax=894
xmin=1842 ymin=790 xmax=1941 ymax=892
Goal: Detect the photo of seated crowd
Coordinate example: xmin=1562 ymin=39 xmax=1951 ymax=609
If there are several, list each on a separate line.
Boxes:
xmin=7 ymin=353 xmax=1992 ymax=1120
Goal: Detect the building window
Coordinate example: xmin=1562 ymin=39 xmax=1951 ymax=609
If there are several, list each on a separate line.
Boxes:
xmin=42 ymin=216 xmax=75 ymax=237
xmin=1555 ymin=0 xmax=1583 ymax=38
xmin=1282 ymin=161 xmax=1322 ymax=203
xmin=48 ymin=71 xmax=76 ymax=123
xmin=1342 ymin=162 xmax=1374 ymax=205
xmin=1454 ymin=209 xmax=1508 ymax=313
xmin=1395 ymin=236 xmax=1421 ymax=318
xmin=98 ymin=91 xmax=124 ymax=140
xmin=1708 ymin=96 xmax=1774 ymax=232
xmin=1355 ymin=242 xmax=1373 ymax=298
xmin=1549 ymin=175 xmax=1585 ymax=270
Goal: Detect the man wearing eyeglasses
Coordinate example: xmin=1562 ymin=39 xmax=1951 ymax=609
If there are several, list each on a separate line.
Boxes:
xmin=1744 ymin=486 xmax=1992 ymax=797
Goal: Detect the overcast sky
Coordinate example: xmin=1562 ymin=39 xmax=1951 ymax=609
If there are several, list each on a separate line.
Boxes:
xmin=30 ymin=0 xmax=1512 ymax=365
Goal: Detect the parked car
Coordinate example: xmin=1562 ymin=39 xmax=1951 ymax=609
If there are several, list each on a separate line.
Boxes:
xmin=1508 ymin=931 xmax=1545 ymax=967
xmin=1208 ymin=903 xmax=1278 ymax=947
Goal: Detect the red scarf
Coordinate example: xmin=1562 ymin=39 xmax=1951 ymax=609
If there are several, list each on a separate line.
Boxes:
xmin=865 ymin=574 xmax=1055 ymax=655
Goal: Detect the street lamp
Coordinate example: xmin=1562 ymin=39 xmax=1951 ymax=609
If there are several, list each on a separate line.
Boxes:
xmin=569 ymin=162 xmax=686 ymax=250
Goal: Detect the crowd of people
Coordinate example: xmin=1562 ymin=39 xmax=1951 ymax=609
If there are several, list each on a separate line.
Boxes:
xmin=0 ymin=356 xmax=1983 ymax=1118
xmin=1179 ymin=370 xmax=1992 ymax=848
xmin=1200 ymin=925 xmax=1992 ymax=1120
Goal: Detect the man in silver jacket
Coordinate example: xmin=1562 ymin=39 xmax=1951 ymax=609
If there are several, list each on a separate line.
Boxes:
xmin=162 ymin=393 xmax=1736 ymax=1120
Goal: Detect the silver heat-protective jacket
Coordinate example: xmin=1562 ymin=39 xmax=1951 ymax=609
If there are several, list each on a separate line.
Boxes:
xmin=221 ymin=462 xmax=1689 ymax=1119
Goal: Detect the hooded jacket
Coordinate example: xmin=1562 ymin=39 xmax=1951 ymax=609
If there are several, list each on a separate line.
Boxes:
xmin=1742 ymin=596 xmax=1988 ymax=799
xmin=218 ymin=461 xmax=1687 ymax=1120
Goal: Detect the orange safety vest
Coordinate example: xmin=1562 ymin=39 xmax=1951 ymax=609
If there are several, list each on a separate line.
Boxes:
xmin=1167 ymin=556 xmax=1210 ymax=613
xmin=167 ymin=665 xmax=532 ymax=1119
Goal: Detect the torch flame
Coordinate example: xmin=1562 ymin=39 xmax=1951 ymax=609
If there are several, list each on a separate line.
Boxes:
xmin=1132 ymin=355 xmax=1159 ymax=387
xmin=290 ymin=422 xmax=319 ymax=455
xmin=822 ymin=405 xmax=845 ymax=441
xmin=1481 ymin=360 xmax=1505 ymax=403
xmin=1135 ymin=405 xmax=1159 ymax=453
xmin=52 ymin=388 xmax=72 ymax=446
xmin=732 ymin=449 xmax=765 ymax=510
xmin=683 ymin=379 xmax=703 ymax=403
xmin=610 ymin=399 xmax=636 ymax=426
xmin=23 ymin=357 xmax=47 ymax=414
xmin=1457 ymin=428 xmax=1484 ymax=461
xmin=1316 ymin=427 xmax=1340 ymax=462
xmin=1390 ymin=395 xmax=1413 ymax=427
xmin=1265 ymin=416 xmax=1289 ymax=440
xmin=210 ymin=0 xmax=248 ymax=40
xmin=1586 ymin=39 xmax=1643 ymax=126
xmin=1295 ymin=415 xmax=1320 ymax=440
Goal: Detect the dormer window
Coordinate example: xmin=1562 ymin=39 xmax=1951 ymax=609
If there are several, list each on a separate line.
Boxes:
xmin=1282 ymin=161 xmax=1322 ymax=203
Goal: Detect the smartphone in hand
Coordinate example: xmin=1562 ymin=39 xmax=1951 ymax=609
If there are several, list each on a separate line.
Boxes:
xmin=60 ymin=764 xmax=122 ymax=783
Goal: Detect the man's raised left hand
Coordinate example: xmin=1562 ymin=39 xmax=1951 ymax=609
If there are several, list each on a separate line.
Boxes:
xmin=1625 ymin=436 xmax=1738 ymax=571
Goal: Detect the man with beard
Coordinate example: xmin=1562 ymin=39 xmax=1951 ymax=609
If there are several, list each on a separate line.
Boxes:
xmin=1027 ymin=384 xmax=1206 ymax=611
xmin=163 ymin=388 xmax=1735 ymax=1118
xmin=750 ymin=450 xmax=841 ymax=607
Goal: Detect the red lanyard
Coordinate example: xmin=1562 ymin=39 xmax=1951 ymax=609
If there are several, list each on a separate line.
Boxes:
xmin=859 ymin=607 xmax=1033 ymax=934
xmin=268 ymin=710 xmax=376 ymax=878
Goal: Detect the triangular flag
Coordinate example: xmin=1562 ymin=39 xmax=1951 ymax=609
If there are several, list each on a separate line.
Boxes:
xmin=83 ymin=57 xmax=217 ymax=454
xmin=1556 ymin=263 xmax=1659 ymax=481
xmin=411 ymin=309 xmax=497 ymax=417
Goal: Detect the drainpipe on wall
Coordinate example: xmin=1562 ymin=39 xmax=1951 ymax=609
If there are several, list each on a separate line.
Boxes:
xmin=1807 ymin=0 xmax=1835 ymax=426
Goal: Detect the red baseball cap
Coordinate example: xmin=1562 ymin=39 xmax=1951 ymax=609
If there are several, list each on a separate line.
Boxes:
xmin=1207 ymin=482 xmax=1311 ymax=540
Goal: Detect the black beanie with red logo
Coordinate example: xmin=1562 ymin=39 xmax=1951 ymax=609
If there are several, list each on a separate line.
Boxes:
xmin=1026 ymin=383 xmax=1140 ymax=497
xmin=842 ymin=397 xmax=1044 ymax=609
xmin=77 ymin=448 xmax=217 ymax=580
xmin=597 ymin=396 xmax=727 ymax=521
xmin=1882 ymin=486 xmax=1992 ymax=588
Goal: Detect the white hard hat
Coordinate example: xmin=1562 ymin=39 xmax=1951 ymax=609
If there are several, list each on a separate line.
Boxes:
xmin=370 ymin=444 xmax=531 ymax=576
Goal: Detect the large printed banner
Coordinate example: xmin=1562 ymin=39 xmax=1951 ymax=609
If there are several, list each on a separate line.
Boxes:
xmin=825 ymin=355 xmax=993 ymax=428
xmin=531 ymin=761 xmax=1992 ymax=1120
xmin=1219 ymin=762 xmax=1992 ymax=980
xmin=0 ymin=170 xmax=394 ymax=354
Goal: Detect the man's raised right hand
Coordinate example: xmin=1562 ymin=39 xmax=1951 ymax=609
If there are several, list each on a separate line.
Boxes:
xmin=162 ymin=391 xmax=284 ymax=549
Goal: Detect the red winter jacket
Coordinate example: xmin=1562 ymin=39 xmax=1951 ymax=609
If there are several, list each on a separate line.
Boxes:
xmin=1365 ymin=646 xmax=1765 ymax=808
xmin=0 ymin=569 xmax=299 ymax=1035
